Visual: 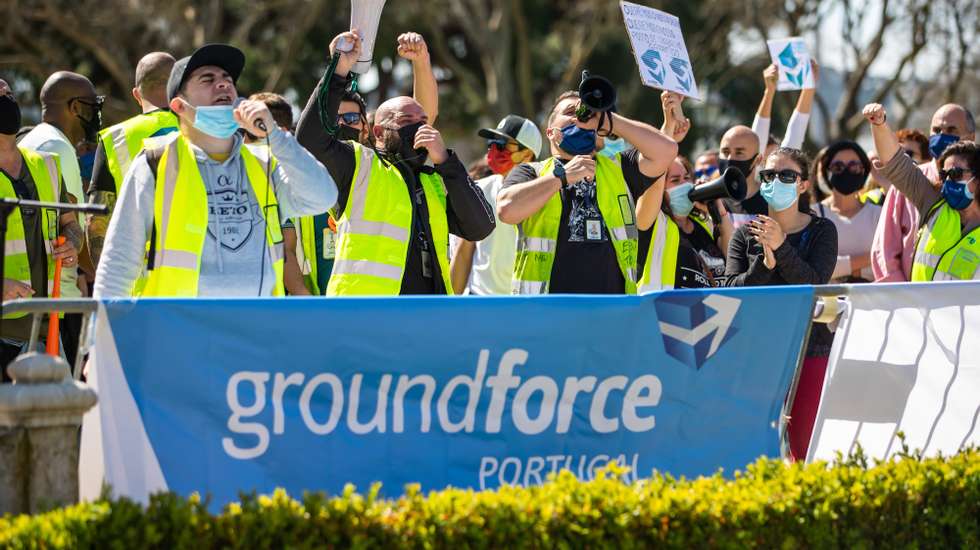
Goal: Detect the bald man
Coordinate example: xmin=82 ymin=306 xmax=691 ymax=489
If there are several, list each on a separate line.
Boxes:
xmin=20 ymin=71 xmax=101 ymax=203
xmin=19 ymin=71 xmax=100 ymax=356
xmin=296 ymin=30 xmax=494 ymax=296
xmin=86 ymin=52 xmax=179 ymax=268
xmin=718 ymin=125 xmax=769 ymax=233
xmin=927 ymin=103 xmax=975 ymax=163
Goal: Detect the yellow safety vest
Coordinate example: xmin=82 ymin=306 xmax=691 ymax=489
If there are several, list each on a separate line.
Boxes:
xmin=326 ymin=143 xmax=453 ymax=296
xmin=98 ymin=110 xmax=178 ymax=192
xmin=512 ymin=154 xmax=638 ymax=294
xmin=911 ymin=200 xmax=980 ymax=281
xmin=1 ymin=148 xmax=62 ymax=319
xmin=139 ymin=135 xmax=285 ymax=297
xmin=638 ymin=211 xmax=681 ymax=294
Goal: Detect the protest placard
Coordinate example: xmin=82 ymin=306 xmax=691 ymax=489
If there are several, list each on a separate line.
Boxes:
xmin=620 ymin=1 xmax=700 ymax=100
xmin=767 ymin=37 xmax=815 ymax=91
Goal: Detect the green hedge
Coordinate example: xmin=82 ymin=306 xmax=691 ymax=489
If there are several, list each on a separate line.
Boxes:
xmin=2 ymin=449 xmax=979 ymax=549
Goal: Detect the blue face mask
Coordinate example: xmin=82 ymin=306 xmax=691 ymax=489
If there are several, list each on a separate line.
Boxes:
xmin=941 ymin=178 xmax=975 ymax=210
xmin=667 ymin=182 xmax=695 ymax=217
xmin=599 ymin=136 xmax=629 ymax=159
xmin=191 ymin=104 xmax=240 ymax=139
xmin=929 ymin=133 xmax=959 ymax=159
xmin=558 ymin=123 xmax=597 ymax=155
xmin=759 ymin=180 xmax=799 ymax=211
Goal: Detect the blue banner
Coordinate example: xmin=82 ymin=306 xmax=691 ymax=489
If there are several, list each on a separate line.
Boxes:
xmin=90 ymin=286 xmax=813 ymax=508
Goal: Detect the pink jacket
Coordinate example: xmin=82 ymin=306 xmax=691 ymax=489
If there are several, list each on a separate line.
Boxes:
xmin=870 ymin=162 xmax=938 ymax=282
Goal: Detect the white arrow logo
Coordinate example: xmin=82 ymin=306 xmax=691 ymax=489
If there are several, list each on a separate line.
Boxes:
xmin=659 ymin=294 xmax=741 ymax=360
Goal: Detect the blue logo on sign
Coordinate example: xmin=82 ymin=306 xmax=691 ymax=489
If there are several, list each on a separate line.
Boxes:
xmin=669 ymin=58 xmax=691 ymax=92
xmin=654 ymin=293 xmax=740 ymax=369
xmin=641 ymin=50 xmax=667 ymax=85
xmin=778 ymin=44 xmax=799 ymax=69
xmin=778 ymin=43 xmax=809 ymax=87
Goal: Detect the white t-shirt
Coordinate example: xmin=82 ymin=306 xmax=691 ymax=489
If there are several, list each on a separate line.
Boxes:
xmin=449 ymin=174 xmax=516 ymax=295
xmin=18 ymin=123 xmax=83 ymax=297
xmin=19 ymin=123 xmax=84 ymax=201
xmin=817 ymin=199 xmax=882 ymax=282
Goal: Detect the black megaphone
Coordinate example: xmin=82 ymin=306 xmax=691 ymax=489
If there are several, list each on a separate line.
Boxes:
xmin=689 ymin=167 xmax=747 ymax=203
xmin=576 ymin=70 xmax=617 ymax=122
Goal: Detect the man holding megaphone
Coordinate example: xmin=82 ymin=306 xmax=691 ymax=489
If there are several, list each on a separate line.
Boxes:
xmin=497 ymin=73 xmax=678 ymax=295
xmin=296 ymin=30 xmax=495 ymax=296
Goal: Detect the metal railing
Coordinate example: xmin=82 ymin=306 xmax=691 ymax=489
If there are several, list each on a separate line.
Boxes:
xmin=2 ymin=298 xmax=98 ymax=381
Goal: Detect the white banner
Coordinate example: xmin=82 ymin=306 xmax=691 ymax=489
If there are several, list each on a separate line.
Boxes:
xmin=620 ymin=1 xmax=700 ymax=99
xmin=808 ymin=282 xmax=980 ymax=462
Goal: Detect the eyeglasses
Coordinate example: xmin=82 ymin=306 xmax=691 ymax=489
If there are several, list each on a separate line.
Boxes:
xmin=828 ymin=160 xmax=864 ymax=175
xmin=68 ymin=95 xmax=105 ymax=109
xmin=758 ymin=169 xmax=802 ymax=184
xmin=694 ymin=166 xmax=717 ymax=179
xmin=337 ymin=112 xmax=363 ymax=126
xmin=487 ymin=138 xmax=522 ymax=153
xmin=939 ymin=167 xmax=974 ymax=181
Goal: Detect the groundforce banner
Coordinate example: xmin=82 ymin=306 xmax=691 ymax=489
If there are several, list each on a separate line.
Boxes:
xmin=80 ymin=287 xmax=813 ymax=508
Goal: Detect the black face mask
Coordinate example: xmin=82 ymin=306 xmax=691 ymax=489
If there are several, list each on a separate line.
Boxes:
xmin=719 ymin=154 xmax=757 ymax=180
xmin=828 ymin=172 xmax=866 ymax=195
xmin=77 ymin=108 xmax=102 ymax=143
xmin=336 ymin=124 xmax=362 ymax=143
xmin=0 ymin=94 xmax=22 ymax=136
xmin=387 ymin=121 xmax=427 ymax=170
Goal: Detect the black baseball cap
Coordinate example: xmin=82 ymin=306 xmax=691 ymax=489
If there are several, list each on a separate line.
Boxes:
xmin=478 ymin=115 xmax=543 ymax=159
xmin=166 ymin=44 xmax=246 ymax=102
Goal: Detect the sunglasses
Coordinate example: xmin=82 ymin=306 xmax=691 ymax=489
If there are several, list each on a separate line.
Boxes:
xmin=694 ymin=166 xmax=717 ymax=179
xmin=68 ymin=95 xmax=105 ymax=109
xmin=337 ymin=112 xmax=363 ymax=126
xmin=939 ymin=167 xmax=974 ymax=181
xmin=902 ymin=149 xmax=917 ymax=159
xmin=828 ymin=160 xmax=864 ymax=175
xmin=758 ymin=169 xmax=802 ymax=184
xmin=487 ymin=138 xmax=522 ymax=153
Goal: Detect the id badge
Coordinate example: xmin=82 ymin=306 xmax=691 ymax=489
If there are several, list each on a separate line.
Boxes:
xmin=585 ymin=218 xmax=603 ymax=241
xmin=322 ymin=228 xmax=337 ymax=260
xmin=421 ymin=248 xmax=434 ymax=278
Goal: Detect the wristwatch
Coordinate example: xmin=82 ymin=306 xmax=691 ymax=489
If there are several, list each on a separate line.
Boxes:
xmin=553 ymin=161 xmax=569 ymax=186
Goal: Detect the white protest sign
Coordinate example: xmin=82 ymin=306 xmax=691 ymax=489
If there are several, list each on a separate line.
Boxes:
xmin=767 ymin=37 xmax=815 ymax=91
xmin=620 ymin=1 xmax=700 ymax=100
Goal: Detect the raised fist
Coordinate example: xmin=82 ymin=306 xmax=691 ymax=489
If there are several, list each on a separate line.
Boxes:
xmin=863 ymin=103 xmax=887 ymax=126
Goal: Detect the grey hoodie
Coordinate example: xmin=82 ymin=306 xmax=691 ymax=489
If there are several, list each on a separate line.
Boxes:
xmin=94 ymin=128 xmax=336 ymax=298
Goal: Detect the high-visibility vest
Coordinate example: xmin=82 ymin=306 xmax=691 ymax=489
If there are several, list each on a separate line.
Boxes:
xmin=1 ymin=148 xmax=61 ymax=318
xmin=98 ymin=110 xmax=178 ymax=192
xmin=512 ymin=154 xmax=638 ymax=294
xmin=326 ymin=142 xmax=453 ymax=296
xmin=139 ymin=135 xmax=285 ymax=297
xmin=638 ymin=211 xmax=681 ymax=294
xmin=911 ymin=200 xmax=980 ymax=281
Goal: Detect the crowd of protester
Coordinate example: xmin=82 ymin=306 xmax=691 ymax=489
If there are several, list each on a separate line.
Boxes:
xmin=1 ymin=30 xmax=976 ymax=457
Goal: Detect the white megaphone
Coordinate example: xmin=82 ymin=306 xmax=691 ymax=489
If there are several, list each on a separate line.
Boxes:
xmin=342 ymin=0 xmax=386 ymax=75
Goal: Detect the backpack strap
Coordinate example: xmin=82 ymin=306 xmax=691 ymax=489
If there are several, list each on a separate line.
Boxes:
xmin=143 ymin=146 xmax=166 ymax=271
